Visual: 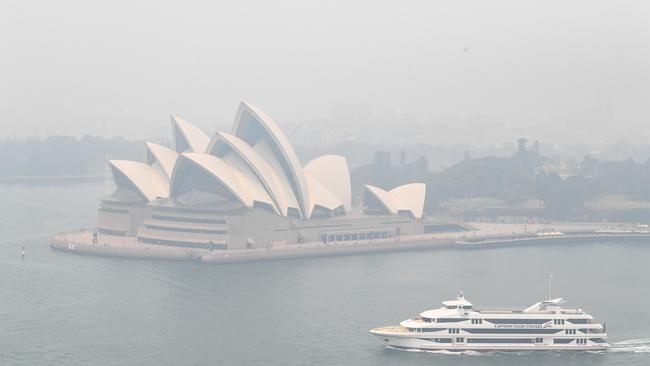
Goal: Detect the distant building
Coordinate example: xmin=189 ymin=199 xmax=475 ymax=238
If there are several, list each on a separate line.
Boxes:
xmin=98 ymin=102 xmax=428 ymax=250
xmin=539 ymin=158 xmax=579 ymax=180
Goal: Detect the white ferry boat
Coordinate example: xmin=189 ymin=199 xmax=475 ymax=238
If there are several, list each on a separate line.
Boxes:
xmin=370 ymin=290 xmax=608 ymax=351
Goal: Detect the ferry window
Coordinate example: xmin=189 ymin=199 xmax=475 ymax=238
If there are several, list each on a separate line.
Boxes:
xmin=351 ymin=233 xmax=358 ymax=240
xmin=373 ymin=232 xmax=381 ymax=239
xmin=490 ymin=319 xmax=549 ymax=324
xmin=343 ymin=234 xmax=350 ymax=241
xmin=468 ymin=338 xmax=534 ymax=344
xmin=335 ymin=235 xmax=343 ymax=241
xmin=359 ymin=233 xmax=366 ymax=240
xmin=321 ymin=235 xmax=327 ymax=243
xmin=456 ymin=337 xmax=464 ymax=343
xmin=568 ymin=319 xmax=589 ymax=324
xmin=553 ymin=338 xmax=574 ymax=344
xmin=328 ymin=235 xmax=335 ymax=241
xmin=381 ymin=232 xmax=387 ymax=238
xmin=438 ymin=317 xmax=465 ymax=322
xmin=535 ymin=338 xmax=543 ymax=343
xmin=422 ymin=328 xmax=443 ymax=332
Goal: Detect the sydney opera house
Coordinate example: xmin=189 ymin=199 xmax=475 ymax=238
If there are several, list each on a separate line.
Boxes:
xmin=96 ymin=102 xmax=429 ymax=251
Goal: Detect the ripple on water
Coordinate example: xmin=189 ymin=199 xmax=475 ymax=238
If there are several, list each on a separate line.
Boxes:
xmin=610 ymin=339 xmax=650 ymax=353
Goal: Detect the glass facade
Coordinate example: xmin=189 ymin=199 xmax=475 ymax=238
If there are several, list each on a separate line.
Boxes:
xmin=100 ymin=207 xmax=129 ymax=214
xmin=320 ymin=230 xmax=396 ymax=244
xmin=138 ymin=237 xmax=226 ymax=250
xmin=144 ymin=224 xmax=226 ymax=235
xmin=151 ymin=214 xmax=226 ymax=225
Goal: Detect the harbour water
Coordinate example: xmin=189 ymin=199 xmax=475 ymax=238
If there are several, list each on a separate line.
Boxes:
xmin=1 ymin=180 xmax=649 ymax=365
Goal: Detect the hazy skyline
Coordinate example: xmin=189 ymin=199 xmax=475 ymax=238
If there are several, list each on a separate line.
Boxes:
xmin=2 ymin=0 xmax=649 ymax=145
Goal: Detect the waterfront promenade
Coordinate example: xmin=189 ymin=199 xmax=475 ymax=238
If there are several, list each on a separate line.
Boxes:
xmin=50 ymin=222 xmax=643 ymax=264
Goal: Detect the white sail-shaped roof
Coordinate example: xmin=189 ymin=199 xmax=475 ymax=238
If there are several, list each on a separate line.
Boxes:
xmin=145 ymin=142 xmax=179 ymax=182
xmin=207 ymin=132 xmax=291 ymax=216
xmin=170 ymin=153 xmax=254 ymax=206
xmin=391 ymin=183 xmax=426 ymax=219
xmin=171 ymin=115 xmax=210 ymax=153
xmin=305 ymin=176 xmax=344 ymax=212
xmin=110 ymin=102 xmax=359 ymax=217
xmin=304 ymin=155 xmax=351 ymax=212
xmin=364 ymin=185 xmax=397 ymax=214
xmin=232 ymin=102 xmax=311 ymax=218
xmin=221 ymin=151 xmax=278 ymax=214
xmin=253 ymin=140 xmax=301 ymax=215
xmin=364 ymin=183 xmax=426 ymax=218
xmin=109 ymin=160 xmax=169 ymax=202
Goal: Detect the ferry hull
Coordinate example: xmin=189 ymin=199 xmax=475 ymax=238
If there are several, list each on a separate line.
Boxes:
xmin=370 ymin=330 xmax=609 ymax=352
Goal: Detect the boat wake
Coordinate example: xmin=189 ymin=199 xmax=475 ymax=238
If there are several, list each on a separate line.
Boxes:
xmin=609 ymin=339 xmax=650 ymax=353
xmin=386 ymin=346 xmax=489 ymax=356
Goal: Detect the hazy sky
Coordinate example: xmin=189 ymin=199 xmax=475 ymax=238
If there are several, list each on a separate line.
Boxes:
xmin=1 ymin=0 xmax=649 ymax=144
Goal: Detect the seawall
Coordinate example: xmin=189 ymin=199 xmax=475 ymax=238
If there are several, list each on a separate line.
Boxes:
xmin=50 ymin=230 xmax=457 ymax=264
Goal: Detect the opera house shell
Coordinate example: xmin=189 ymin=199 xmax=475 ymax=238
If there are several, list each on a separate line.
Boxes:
xmin=98 ymin=102 xmax=428 ymax=250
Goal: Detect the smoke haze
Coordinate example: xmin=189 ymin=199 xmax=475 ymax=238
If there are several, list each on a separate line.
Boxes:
xmin=1 ymin=0 xmax=649 ymax=146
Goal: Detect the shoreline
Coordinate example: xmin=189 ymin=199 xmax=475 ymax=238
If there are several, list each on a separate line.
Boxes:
xmin=50 ymin=231 xmax=458 ymax=264
xmin=456 ymin=232 xmax=650 ymax=249
xmin=50 ymin=222 xmax=650 ymax=264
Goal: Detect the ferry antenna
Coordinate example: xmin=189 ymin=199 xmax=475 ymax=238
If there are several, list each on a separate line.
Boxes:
xmin=547 ymin=274 xmax=554 ymax=301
